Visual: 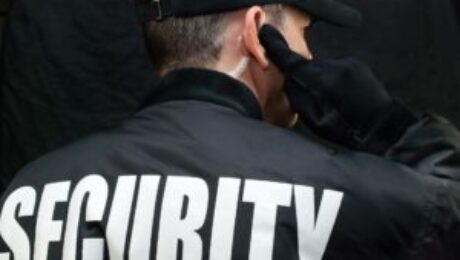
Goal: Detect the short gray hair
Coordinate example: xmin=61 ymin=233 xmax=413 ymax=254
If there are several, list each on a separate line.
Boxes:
xmin=143 ymin=5 xmax=284 ymax=74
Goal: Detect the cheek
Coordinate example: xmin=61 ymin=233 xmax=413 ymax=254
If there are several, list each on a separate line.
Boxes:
xmin=292 ymin=34 xmax=313 ymax=59
xmin=284 ymin=30 xmax=313 ymax=59
xmin=303 ymin=39 xmax=313 ymax=60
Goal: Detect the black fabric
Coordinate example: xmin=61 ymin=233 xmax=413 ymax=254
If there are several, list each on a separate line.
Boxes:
xmin=360 ymin=100 xmax=419 ymax=154
xmin=388 ymin=112 xmax=460 ymax=181
xmin=0 ymin=0 xmax=9 ymax=74
xmin=0 ymin=0 xmax=10 ymax=15
xmin=0 ymin=69 xmax=458 ymax=259
xmin=1 ymin=0 xmax=459 ymax=191
xmin=259 ymin=25 xmax=418 ymax=154
xmin=141 ymin=69 xmax=263 ymax=119
xmin=137 ymin=0 xmax=361 ymax=27
xmin=0 ymin=0 xmax=157 ymax=188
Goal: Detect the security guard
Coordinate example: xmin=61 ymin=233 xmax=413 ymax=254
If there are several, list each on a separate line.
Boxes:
xmin=0 ymin=0 xmax=459 ymax=260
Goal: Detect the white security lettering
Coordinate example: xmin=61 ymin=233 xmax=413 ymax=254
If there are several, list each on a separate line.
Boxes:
xmin=63 ymin=175 xmax=109 ymax=260
xmin=209 ymin=178 xmax=241 ymax=260
xmin=0 ymin=175 xmax=344 ymax=260
xmin=0 ymin=187 xmax=36 ymax=260
xmin=106 ymin=176 xmax=137 ymax=260
xmin=82 ymin=238 xmax=104 ymax=260
xmin=34 ymin=181 xmax=71 ymax=260
xmin=129 ymin=175 xmax=161 ymax=260
xmin=157 ymin=176 xmax=209 ymax=260
xmin=243 ymin=180 xmax=292 ymax=260
xmin=295 ymin=186 xmax=343 ymax=260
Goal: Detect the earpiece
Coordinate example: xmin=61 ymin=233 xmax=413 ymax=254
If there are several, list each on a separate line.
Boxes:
xmin=228 ymin=57 xmax=250 ymax=79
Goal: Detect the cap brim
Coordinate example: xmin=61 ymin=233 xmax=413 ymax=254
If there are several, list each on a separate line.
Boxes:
xmin=292 ymin=0 xmax=362 ymax=27
xmin=137 ymin=0 xmax=362 ymax=27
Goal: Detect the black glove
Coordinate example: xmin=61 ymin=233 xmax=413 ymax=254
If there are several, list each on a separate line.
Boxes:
xmin=258 ymin=25 xmax=419 ymax=154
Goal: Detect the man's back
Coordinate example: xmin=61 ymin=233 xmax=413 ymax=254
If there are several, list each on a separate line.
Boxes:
xmin=1 ymin=69 xmax=455 ymax=260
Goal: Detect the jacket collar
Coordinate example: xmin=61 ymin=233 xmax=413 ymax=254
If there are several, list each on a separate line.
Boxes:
xmin=141 ymin=69 xmax=263 ymax=120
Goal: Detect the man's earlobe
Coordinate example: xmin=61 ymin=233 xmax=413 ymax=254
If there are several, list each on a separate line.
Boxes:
xmin=243 ymin=6 xmax=270 ymax=69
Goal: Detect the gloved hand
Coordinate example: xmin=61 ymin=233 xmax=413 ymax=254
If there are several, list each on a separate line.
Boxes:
xmin=258 ymin=25 xmax=419 ymax=154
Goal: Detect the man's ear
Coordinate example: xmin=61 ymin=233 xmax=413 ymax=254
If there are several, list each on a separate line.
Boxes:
xmin=243 ymin=6 xmax=270 ymax=69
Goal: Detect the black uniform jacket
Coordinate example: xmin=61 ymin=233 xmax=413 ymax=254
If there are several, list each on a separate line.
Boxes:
xmin=0 ymin=69 xmax=459 ymax=260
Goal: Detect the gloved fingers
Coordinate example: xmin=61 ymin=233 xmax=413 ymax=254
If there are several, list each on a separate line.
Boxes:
xmin=258 ymin=25 xmax=310 ymax=74
xmin=312 ymin=58 xmax=392 ymax=114
xmin=286 ymin=80 xmax=357 ymax=146
xmin=285 ymin=80 xmax=325 ymax=120
xmin=296 ymin=58 xmax=381 ymax=99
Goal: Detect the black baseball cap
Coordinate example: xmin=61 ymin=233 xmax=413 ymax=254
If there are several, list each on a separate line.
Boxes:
xmin=136 ymin=0 xmax=361 ymax=27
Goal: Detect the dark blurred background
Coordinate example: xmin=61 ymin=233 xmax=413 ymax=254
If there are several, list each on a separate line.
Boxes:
xmin=310 ymin=0 xmax=460 ymax=124
xmin=0 ymin=0 xmax=8 ymax=55
xmin=1 ymin=0 xmax=459 ymax=191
